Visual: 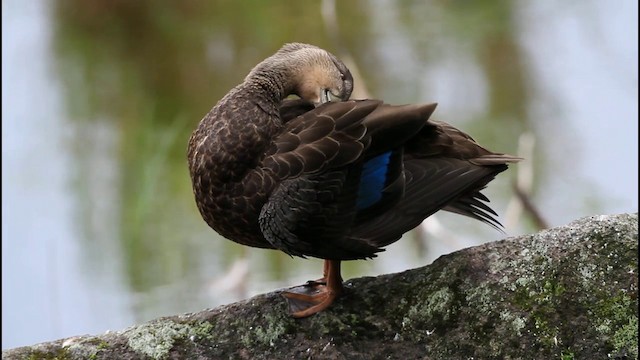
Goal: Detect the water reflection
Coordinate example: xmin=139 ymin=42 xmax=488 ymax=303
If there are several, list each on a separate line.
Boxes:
xmin=3 ymin=0 xmax=637 ymax=349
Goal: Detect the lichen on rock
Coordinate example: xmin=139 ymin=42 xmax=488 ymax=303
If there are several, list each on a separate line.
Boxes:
xmin=3 ymin=213 xmax=638 ymax=360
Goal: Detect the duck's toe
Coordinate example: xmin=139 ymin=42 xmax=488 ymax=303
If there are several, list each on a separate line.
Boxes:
xmin=282 ymin=285 xmax=339 ymax=318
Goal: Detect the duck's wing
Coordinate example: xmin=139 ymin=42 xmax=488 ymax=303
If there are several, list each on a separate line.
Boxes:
xmin=349 ymin=120 xmax=521 ymax=247
xmin=262 ymin=100 xmax=378 ymax=179
xmin=279 ymin=99 xmax=315 ymax=122
xmin=258 ymin=100 xmax=437 ymax=260
xmin=264 ymin=99 xmax=438 ymax=180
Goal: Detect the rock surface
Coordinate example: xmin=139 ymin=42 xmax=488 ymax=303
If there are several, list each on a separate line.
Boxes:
xmin=3 ymin=213 xmax=638 ymax=360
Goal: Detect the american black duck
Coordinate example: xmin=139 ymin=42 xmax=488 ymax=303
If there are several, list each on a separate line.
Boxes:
xmin=187 ymin=43 xmax=521 ymax=318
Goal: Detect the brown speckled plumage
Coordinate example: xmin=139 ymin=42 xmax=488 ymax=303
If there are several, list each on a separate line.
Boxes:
xmin=187 ymin=43 xmax=520 ymax=317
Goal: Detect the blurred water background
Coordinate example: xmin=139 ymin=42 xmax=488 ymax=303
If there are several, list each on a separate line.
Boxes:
xmin=3 ymin=0 xmax=637 ymax=349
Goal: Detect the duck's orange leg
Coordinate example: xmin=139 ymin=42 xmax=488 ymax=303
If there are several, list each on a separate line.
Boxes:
xmin=282 ymin=260 xmax=344 ymax=318
xmin=304 ymin=259 xmax=331 ymax=285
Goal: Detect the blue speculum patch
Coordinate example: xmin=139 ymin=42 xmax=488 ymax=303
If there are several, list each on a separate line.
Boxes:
xmin=356 ymin=151 xmax=392 ymax=209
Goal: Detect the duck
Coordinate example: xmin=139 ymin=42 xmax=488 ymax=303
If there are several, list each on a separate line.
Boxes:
xmin=187 ymin=43 xmax=521 ymax=318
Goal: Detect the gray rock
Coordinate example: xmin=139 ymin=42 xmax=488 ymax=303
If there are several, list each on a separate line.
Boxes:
xmin=3 ymin=213 xmax=638 ymax=360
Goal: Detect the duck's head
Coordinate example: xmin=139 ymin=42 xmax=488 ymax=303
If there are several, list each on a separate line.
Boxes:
xmin=249 ymin=43 xmax=354 ymax=106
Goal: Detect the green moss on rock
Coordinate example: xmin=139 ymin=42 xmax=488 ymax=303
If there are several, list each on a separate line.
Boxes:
xmin=3 ymin=213 xmax=637 ymax=360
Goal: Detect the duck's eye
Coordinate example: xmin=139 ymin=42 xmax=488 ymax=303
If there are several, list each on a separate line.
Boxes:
xmin=339 ymin=72 xmax=345 ymax=80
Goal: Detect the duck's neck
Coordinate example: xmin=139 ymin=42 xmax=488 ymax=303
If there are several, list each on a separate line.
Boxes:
xmin=243 ymin=57 xmax=300 ymax=104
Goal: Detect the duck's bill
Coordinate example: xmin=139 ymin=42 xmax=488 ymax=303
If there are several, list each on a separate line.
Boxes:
xmin=320 ymin=89 xmax=342 ymax=104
